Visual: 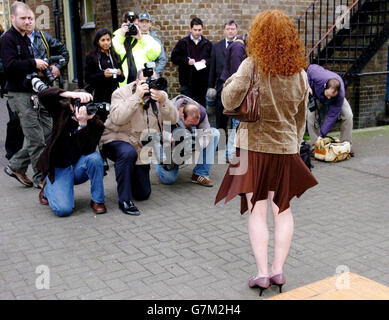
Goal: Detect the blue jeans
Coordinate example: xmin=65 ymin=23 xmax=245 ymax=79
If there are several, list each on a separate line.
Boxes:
xmin=156 ymin=127 xmax=220 ymax=184
xmin=226 ymin=119 xmax=240 ymax=161
xmin=44 ymin=152 xmax=105 ymax=217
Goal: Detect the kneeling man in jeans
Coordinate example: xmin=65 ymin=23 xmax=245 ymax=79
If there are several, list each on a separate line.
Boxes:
xmin=155 ymin=95 xmax=220 ymax=187
xmin=37 ymin=88 xmax=106 ymax=217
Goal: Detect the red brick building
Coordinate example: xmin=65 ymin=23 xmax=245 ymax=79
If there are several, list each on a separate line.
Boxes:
xmin=17 ymin=0 xmax=389 ymax=128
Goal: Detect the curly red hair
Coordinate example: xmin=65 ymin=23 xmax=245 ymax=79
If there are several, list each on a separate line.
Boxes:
xmin=247 ymin=10 xmax=307 ymax=76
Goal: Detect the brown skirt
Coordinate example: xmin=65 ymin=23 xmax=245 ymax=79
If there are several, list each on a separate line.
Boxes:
xmin=215 ymin=148 xmax=318 ymax=214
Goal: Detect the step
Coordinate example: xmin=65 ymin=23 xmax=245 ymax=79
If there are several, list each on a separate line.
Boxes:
xmin=267 ymin=273 xmax=389 ymax=300
xmin=318 ymin=57 xmax=357 ymax=63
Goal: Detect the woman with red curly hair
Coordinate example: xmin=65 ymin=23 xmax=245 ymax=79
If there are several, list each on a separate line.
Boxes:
xmin=215 ymin=10 xmax=318 ymax=296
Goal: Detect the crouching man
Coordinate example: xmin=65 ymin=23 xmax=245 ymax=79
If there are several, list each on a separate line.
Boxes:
xmin=100 ymin=68 xmax=179 ymax=216
xmin=155 ymin=95 xmax=220 ymax=187
xmin=37 ymin=88 xmax=107 ymax=217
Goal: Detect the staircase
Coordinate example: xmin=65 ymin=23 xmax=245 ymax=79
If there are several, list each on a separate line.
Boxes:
xmin=298 ymin=0 xmax=389 ymax=87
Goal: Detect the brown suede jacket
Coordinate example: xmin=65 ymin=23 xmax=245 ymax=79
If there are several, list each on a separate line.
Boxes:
xmin=221 ymin=57 xmax=309 ymax=154
xmin=100 ymin=82 xmax=179 ymax=164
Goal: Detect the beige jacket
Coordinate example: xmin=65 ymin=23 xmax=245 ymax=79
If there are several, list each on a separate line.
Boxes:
xmin=100 ymin=82 xmax=179 ymax=164
xmin=221 ymin=57 xmax=309 ymax=154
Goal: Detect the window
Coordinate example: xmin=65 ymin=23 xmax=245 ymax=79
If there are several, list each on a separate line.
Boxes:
xmin=81 ymin=0 xmax=95 ymax=29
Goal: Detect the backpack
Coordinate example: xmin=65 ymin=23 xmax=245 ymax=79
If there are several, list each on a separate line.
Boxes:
xmin=300 ymin=140 xmax=313 ymax=171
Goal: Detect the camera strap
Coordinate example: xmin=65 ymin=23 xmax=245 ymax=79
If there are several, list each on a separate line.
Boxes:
xmin=39 ymin=31 xmax=50 ymax=59
xmin=123 ymin=38 xmax=138 ymax=83
xmin=98 ymin=52 xmax=114 ymax=71
xmin=145 ymin=99 xmax=163 ymax=134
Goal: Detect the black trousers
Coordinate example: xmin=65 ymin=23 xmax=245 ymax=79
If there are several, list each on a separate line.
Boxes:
xmin=102 ymin=140 xmax=151 ymax=203
xmin=180 ymin=83 xmax=207 ymax=108
xmin=5 ymin=102 xmax=24 ymax=160
xmin=215 ymin=94 xmax=229 ymax=132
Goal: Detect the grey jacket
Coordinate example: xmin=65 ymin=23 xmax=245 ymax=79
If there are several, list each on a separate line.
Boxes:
xmin=149 ymin=30 xmax=166 ymax=76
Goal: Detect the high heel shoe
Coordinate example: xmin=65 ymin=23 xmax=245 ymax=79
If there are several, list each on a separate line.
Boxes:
xmin=269 ymin=273 xmax=286 ymax=293
xmin=248 ymin=276 xmax=270 ymax=296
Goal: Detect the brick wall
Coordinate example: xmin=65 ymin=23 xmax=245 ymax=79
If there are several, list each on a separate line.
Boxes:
xmin=114 ymin=0 xmax=313 ymax=96
xmin=346 ymin=39 xmax=389 ymax=128
xmin=21 ymin=0 xmax=389 ymax=128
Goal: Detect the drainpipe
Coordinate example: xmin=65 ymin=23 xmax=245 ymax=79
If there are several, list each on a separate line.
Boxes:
xmin=110 ymin=0 xmax=119 ymax=32
xmin=53 ymin=0 xmax=61 ymax=40
xmin=385 ymin=44 xmax=389 ymax=117
xmin=71 ymin=0 xmax=84 ymax=88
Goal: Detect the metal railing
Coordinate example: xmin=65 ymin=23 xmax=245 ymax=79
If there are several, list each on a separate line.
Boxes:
xmin=297 ymin=0 xmax=388 ymax=76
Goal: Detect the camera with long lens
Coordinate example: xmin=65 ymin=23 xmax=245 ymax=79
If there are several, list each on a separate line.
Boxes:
xmin=125 ymin=11 xmax=138 ymax=40
xmin=24 ymin=55 xmax=67 ymax=90
xmin=308 ymin=93 xmax=318 ymax=112
xmin=73 ymin=98 xmax=110 ymax=116
xmin=41 ymin=56 xmax=66 ymax=85
xmin=23 ymin=72 xmax=48 ymax=93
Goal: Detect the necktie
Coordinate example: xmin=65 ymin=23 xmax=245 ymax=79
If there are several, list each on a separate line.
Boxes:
xmin=227 ymin=41 xmax=233 ymax=48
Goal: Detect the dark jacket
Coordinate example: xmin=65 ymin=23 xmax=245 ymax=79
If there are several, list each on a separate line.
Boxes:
xmin=0 ymin=26 xmax=36 ymax=92
xmin=85 ymin=50 xmax=125 ymax=103
xmin=220 ymin=38 xmax=247 ymax=83
xmin=171 ymin=35 xmax=212 ymax=86
xmin=36 ymin=88 xmax=105 ymax=183
xmin=208 ymin=39 xmax=228 ymax=93
xmin=30 ymin=30 xmax=69 ymax=70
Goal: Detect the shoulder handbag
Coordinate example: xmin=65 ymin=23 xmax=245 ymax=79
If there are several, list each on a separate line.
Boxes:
xmin=222 ymin=62 xmax=260 ymax=122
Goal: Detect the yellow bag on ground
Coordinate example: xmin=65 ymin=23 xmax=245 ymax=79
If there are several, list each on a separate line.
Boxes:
xmin=314 ymin=137 xmax=351 ymax=162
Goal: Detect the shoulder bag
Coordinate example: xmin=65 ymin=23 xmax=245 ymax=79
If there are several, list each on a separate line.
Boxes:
xmin=223 ymin=62 xmax=260 ymax=122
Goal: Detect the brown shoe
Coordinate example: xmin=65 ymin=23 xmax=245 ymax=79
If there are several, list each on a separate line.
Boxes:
xmin=90 ymin=200 xmax=107 ymax=214
xmin=39 ymin=188 xmax=48 ymax=205
xmin=191 ymin=174 xmax=213 ymax=187
xmin=4 ymin=165 xmax=33 ymax=187
xmin=39 ymin=180 xmax=48 ymax=205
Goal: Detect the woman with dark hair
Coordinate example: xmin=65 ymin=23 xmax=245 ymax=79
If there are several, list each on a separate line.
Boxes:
xmin=85 ymin=28 xmax=125 ymax=118
xmin=215 ymin=10 xmax=318 ymax=296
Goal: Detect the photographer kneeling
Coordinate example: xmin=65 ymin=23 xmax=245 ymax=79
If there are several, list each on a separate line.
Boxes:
xmin=36 ymin=88 xmax=107 ymax=217
xmin=155 ymin=95 xmax=220 ymax=187
xmin=100 ymin=67 xmax=178 ymax=216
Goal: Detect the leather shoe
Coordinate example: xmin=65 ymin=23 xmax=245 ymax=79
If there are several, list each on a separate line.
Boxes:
xmin=39 ymin=188 xmax=48 ymax=205
xmin=119 ymin=200 xmax=141 ymax=216
xmin=90 ymin=200 xmax=107 ymax=214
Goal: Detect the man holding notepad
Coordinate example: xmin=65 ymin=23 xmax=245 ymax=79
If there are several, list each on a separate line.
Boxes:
xmin=171 ymin=17 xmax=212 ymax=107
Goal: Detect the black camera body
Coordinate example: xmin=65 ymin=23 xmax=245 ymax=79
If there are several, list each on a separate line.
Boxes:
xmin=73 ymin=98 xmax=110 ymax=116
xmin=24 ymin=55 xmax=67 ymax=90
xmin=142 ymin=62 xmax=168 ymax=100
xmin=41 ymin=56 xmax=66 ymax=85
xmin=125 ymin=11 xmax=138 ymax=39
xmin=308 ymin=93 xmax=318 ymax=112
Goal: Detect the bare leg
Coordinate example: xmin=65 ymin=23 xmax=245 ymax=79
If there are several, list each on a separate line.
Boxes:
xmin=247 ymin=192 xmax=269 ymax=278
xmin=269 ymin=191 xmax=294 ymax=276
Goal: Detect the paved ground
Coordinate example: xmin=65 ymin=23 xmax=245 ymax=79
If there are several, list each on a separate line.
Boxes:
xmin=0 ymin=97 xmax=388 ymax=300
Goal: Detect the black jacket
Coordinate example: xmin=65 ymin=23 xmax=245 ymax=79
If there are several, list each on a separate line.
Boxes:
xmin=36 ymin=88 xmax=105 ymax=183
xmin=208 ymin=39 xmax=228 ymax=93
xmin=171 ymin=35 xmax=212 ymax=86
xmin=0 ymin=26 xmax=36 ymax=92
xmin=30 ymin=30 xmax=69 ymax=70
xmin=85 ymin=50 xmax=125 ymax=103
